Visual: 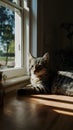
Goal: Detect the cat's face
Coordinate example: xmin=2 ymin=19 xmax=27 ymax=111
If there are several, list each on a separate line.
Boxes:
xmin=29 ymin=52 xmax=49 ymax=76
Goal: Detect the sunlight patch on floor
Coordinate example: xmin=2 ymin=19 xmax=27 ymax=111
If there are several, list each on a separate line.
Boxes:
xmin=30 ymin=94 xmax=73 ymax=116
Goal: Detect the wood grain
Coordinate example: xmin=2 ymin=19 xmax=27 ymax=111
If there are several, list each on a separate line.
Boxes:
xmin=0 ymin=92 xmax=73 ymax=130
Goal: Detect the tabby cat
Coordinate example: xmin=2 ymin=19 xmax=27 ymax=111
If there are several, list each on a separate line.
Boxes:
xmin=17 ymin=52 xmax=73 ymax=96
xmin=17 ymin=52 xmax=57 ymax=95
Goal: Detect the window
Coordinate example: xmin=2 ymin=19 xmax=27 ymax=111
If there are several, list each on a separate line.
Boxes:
xmin=0 ymin=0 xmax=30 ymax=79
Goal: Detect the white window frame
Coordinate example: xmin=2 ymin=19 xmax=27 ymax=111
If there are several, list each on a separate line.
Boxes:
xmin=0 ymin=0 xmax=30 ymax=79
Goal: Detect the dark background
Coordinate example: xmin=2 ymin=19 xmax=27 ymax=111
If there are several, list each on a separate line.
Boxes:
xmin=37 ymin=0 xmax=73 ymax=71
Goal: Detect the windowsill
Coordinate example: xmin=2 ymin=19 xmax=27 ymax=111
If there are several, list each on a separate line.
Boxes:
xmin=1 ymin=75 xmax=30 ymax=93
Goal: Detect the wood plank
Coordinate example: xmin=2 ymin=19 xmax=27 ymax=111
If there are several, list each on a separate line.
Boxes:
xmin=0 ymin=93 xmax=73 ymax=130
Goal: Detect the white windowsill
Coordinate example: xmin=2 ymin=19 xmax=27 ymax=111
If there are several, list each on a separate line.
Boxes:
xmin=1 ymin=75 xmax=30 ymax=93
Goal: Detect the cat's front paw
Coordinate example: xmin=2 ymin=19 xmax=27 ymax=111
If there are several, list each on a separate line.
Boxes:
xmin=17 ymin=84 xmax=35 ymax=96
xmin=17 ymin=88 xmax=27 ymax=96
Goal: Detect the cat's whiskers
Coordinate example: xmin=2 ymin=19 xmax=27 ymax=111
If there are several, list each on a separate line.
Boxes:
xmin=30 ymin=68 xmax=47 ymax=87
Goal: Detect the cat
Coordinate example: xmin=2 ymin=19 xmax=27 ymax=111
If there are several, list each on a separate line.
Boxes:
xmin=17 ymin=52 xmax=58 ymax=95
xmin=17 ymin=52 xmax=73 ymax=96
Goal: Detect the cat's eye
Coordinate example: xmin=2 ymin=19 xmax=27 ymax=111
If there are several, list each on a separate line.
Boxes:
xmin=31 ymin=65 xmax=34 ymax=68
xmin=38 ymin=61 xmax=40 ymax=64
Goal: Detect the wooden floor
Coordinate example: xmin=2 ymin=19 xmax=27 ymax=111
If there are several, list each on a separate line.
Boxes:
xmin=0 ymin=92 xmax=73 ymax=130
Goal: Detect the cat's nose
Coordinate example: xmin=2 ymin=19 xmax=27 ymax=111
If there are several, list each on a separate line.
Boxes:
xmin=35 ymin=65 xmax=39 ymax=70
xmin=35 ymin=65 xmax=42 ymax=70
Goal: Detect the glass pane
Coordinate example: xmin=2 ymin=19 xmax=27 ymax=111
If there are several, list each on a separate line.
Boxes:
xmin=0 ymin=5 xmax=21 ymax=69
xmin=0 ymin=4 xmax=21 ymax=69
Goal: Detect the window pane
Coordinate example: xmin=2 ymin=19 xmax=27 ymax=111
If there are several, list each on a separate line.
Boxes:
xmin=0 ymin=4 xmax=21 ymax=69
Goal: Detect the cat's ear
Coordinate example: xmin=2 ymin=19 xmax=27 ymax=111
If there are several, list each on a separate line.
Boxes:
xmin=28 ymin=52 xmax=34 ymax=62
xmin=43 ymin=52 xmax=49 ymax=62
